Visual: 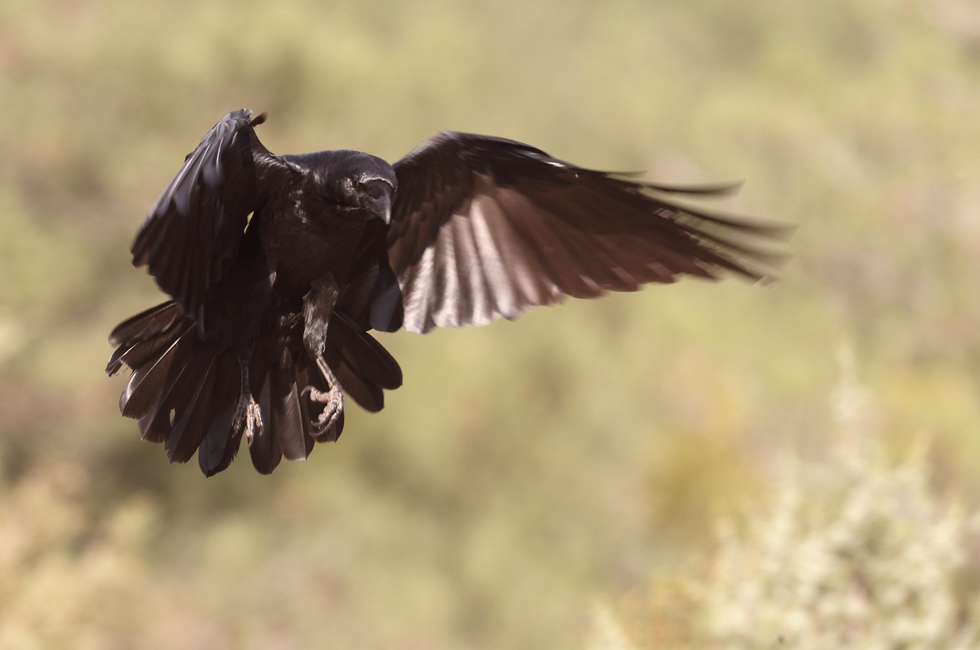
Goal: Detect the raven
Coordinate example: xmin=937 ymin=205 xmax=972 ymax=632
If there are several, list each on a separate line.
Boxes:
xmin=107 ymin=109 xmax=784 ymax=476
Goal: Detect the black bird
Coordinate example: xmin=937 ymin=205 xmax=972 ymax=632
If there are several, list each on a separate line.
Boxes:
xmin=107 ymin=109 xmax=785 ymax=476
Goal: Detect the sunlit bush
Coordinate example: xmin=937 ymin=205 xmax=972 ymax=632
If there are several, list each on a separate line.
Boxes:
xmin=697 ymin=440 xmax=980 ymax=650
xmin=601 ymin=434 xmax=980 ymax=650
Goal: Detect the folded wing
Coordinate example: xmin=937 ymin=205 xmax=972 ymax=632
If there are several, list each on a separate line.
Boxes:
xmin=388 ymin=132 xmax=788 ymax=334
xmin=131 ymin=109 xmax=295 ymax=330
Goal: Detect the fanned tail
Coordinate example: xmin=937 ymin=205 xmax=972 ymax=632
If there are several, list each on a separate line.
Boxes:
xmin=108 ymin=301 xmax=245 ymax=475
xmin=109 ymin=303 xmax=403 ymax=476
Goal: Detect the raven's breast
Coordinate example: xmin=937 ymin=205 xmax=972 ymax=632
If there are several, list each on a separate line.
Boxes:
xmin=259 ymin=191 xmax=368 ymax=294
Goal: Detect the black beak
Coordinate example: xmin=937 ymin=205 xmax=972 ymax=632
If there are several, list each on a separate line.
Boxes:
xmin=377 ymin=191 xmax=392 ymax=225
xmin=361 ymin=178 xmax=394 ymax=225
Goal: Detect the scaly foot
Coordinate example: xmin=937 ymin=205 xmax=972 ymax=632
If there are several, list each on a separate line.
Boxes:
xmin=303 ymin=356 xmax=345 ymax=436
xmin=302 ymin=383 xmax=344 ymax=436
xmin=232 ymin=392 xmax=265 ymax=447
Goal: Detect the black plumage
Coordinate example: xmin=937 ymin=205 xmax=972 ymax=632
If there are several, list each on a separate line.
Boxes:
xmin=108 ymin=109 xmax=786 ymax=476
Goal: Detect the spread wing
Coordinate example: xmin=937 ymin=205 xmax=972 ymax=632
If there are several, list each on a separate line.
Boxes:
xmin=131 ymin=109 xmax=295 ymax=330
xmin=388 ymin=132 xmax=788 ymax=334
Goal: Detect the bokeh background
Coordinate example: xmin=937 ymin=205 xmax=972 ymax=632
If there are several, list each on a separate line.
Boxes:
xmin=3 ymin=0 xmax=980 ymax=648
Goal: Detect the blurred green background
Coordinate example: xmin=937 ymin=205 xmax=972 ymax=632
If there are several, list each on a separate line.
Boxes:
xmin=3 ymin=0 xmax=980 ymax=647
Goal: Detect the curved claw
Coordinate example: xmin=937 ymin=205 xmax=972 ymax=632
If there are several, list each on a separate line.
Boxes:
xmin=303 ymin=384 xmax=344 ymax=436
xmin=243 ymin=397 xmax=264 ymax=447
xmin=233 ymin=389 xmax=265 ymax=447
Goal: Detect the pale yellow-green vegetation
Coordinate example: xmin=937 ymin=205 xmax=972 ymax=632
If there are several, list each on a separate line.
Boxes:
xmin=1 ymin=0 xmax=979 ymax=648
xmin=603 ymin=363 xmax=980 ymax=649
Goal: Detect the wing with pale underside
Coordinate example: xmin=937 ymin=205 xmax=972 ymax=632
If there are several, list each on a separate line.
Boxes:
xmin=388 ymin=131 xmax=787 ymax=334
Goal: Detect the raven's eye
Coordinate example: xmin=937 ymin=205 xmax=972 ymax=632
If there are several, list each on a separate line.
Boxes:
xmin=334 ymin=177 xmax=361 ymax=207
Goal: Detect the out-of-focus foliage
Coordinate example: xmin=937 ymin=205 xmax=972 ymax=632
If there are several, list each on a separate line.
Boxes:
xmin=2 ymin=0 xmax=980 ymax=648
xmin=701 ymin=443 xmax=980 ymax=649
xmin=606 ymin=366 xmax=980 ymax=649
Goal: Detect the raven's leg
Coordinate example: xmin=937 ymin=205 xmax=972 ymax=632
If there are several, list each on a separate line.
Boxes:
xmin=302 ymin=276 xmax=344 ymax=435
xmin=230 ymin=269 xmax=277 ymax=447
xmin=231 ymin=355 xmax=264 ymax=447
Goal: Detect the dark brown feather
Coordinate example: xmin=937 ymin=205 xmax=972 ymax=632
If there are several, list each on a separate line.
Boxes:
xmin=166 ymin=356 xmax=219 ymax=463
xmin=272 ymin=347 xmax=309 ymax=462
xmin=390 ymin=132 xmax=787 ymax=333
xmin=197 ymin=351 xmax=242 ymax=477
xmin=130 ymin=110 xmax=295 ymax=330
xmin=108 ymin=301 xmax=182 ymax=348
xmin=248 ymin=366 xmax=281 ymax=475
xmin=118 ymin=327 xmax=192 ymax=420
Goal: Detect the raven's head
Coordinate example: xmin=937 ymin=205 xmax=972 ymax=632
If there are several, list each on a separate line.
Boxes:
xmin=305 ymin=151 xmax=396 ymax=224
xmin=352 ymin=161 xmax=396 ymax=225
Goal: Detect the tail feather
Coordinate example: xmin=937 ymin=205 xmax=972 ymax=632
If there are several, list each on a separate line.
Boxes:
xmin=294 ymin=355 xmax=316 ymax=455
xmin=326 ymin=347 xmax=384 ymax=412
xmin=141 ymin=341 xmax=210 ymax=451
xmin=108 ymin=301 xmax=182 ymax=347
xmin=272 ymin=347 xmax=310 ymax=462
xmin=137 ymin=398 xmax=170 ymax=443
xmin=198 ymin=351 xmax=242 ymax=477
xmin=118 ymin=325 xmax=193 ymax=420
xmin=166 ymin=354 xmax=219 ymax=463
xmin=248 ymin=372 xmax=282 ymax=474
xmin=108 ymin=335 xmax=173 ymax=377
